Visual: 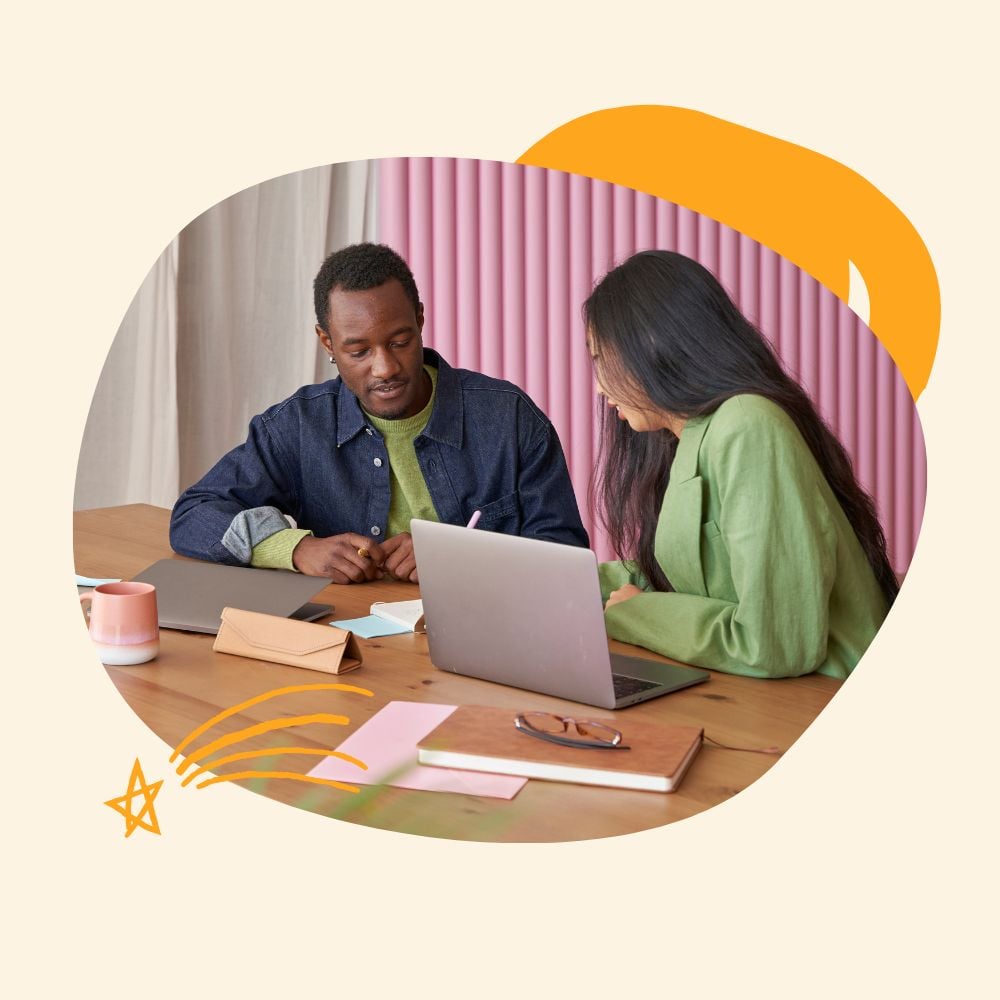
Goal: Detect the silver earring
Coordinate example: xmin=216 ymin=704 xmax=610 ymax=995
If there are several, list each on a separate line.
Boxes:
xmin=328 ymin=354 xmax=336 ymax=365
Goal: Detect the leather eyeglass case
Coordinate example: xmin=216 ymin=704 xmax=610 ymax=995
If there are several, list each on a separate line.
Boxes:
xmin=213 ymin=606 xmax=362 ymax=674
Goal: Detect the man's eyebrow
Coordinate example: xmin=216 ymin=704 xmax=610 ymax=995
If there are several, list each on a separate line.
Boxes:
xmin=338 ymin=323 xmax=417 ymax=348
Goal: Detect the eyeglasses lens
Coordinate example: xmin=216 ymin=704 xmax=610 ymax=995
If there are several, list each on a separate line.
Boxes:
xmin=523 ymin=713 xmax=568 ymax=735
xmin=522 ymin=713 xmax=619 ymax=745
xmin=574 ymin=721 xmax=619 ymax=744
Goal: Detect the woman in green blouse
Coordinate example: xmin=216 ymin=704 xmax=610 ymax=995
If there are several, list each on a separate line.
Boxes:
xmin=587 ymin=251 xmax=896 ymax=679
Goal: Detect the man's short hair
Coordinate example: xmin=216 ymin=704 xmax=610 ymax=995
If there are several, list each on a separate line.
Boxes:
xmin=313 ymin=242 xmax=421 ymax=330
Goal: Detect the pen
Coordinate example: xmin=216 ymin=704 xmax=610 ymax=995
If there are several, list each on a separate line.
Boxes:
xmin=466 ymin=510 xmax=481 ymax=529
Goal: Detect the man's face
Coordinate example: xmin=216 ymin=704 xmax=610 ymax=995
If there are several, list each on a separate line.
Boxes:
xmin=317 ymin=279 xmax=428 ymax=419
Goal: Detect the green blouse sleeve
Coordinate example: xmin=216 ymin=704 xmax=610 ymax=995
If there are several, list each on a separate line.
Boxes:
xmin=603 ymin=399 xmax=838 ymax=678
xmin=597 ymin=560 xmax=648 ymax=602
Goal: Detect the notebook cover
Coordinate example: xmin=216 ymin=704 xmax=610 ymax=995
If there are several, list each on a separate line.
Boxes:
xmin=306 ymin=702 xmax=526 ymax=798
xmin=417 ymin=705 xmax=703 ymax=790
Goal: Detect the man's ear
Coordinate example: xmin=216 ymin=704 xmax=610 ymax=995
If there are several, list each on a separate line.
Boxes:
xmin=416 ymin=303 xmax=425 ymax=334
xmin=316 ymin=324 xmax=335 ymax=359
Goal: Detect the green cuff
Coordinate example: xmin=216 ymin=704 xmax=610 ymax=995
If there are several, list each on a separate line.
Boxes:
xmin=250 ymin=528 xmax=313 ymax=571
xmin=597 ymin=560 xmax=647 ymax=602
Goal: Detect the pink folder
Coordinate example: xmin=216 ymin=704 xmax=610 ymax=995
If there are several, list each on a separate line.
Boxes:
xmin=307 ymin=701 xmax=526 ymax=799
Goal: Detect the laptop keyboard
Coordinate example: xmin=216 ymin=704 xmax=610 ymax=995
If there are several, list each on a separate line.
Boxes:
xmin=612 ymin=674 xmax=661 ymax=699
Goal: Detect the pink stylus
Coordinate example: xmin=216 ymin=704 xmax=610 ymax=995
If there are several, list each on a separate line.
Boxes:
xmin=466 ymin=510 xmax=481 ymax=529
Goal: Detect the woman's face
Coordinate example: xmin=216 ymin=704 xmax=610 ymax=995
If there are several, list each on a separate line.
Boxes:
xmin=587 ymin=330 xmax=685 ymax=436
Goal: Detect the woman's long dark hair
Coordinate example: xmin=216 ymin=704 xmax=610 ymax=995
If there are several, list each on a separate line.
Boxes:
xmin=585 ymin=250 xmax=898 ymax=607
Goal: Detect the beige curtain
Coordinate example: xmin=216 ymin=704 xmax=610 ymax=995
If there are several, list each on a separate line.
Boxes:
xmin=75 ymin=160 xmax=376 ymax=511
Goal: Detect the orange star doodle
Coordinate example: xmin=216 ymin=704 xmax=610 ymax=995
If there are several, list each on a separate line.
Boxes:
xmin=105 ymin=758 xmax=163 ymax=837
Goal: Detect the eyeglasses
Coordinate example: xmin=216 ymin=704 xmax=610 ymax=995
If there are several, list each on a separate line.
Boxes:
xmin=514 ymin=712 xmax=630 ymax=750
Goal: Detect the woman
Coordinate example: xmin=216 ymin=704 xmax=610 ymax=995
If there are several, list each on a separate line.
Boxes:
xmin=587 ymin=250 xmax=896 ymax=679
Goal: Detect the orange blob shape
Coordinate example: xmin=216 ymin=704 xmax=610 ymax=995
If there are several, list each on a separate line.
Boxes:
xmin=519 ymin=106 xmax=939 ymax=399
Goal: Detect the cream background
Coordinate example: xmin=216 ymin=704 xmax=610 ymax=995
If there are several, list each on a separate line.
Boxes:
xmin=4 ymin=1 xmax=997 ymax=997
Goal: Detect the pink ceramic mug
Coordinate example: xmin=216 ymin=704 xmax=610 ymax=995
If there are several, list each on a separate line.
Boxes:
xmin=80 ymin=582 xmax=159 ymax=665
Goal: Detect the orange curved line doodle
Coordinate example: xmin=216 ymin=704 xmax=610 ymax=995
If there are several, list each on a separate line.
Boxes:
xmin=518 ymin=105 xmax=940 ymax=399
xmin=175 ymin=714 xmax=350 ymax=774
xmin=179 ymin=746 xmax=367 ymax=787
xmin=169 ymin=682 xmax=373 ymax=762
xmin=195 ymin=770 xmax=361 ymax=794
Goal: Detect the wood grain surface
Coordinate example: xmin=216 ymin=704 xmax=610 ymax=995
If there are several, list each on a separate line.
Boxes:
xmin=75 ymin=504 xmax=842 ymax=843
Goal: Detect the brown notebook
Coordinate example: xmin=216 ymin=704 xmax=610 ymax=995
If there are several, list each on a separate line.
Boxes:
xmin=417 ymin=705 xmax=703 ymax=793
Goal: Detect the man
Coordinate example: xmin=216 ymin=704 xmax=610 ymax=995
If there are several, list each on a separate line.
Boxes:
xmin=169 ymin=242 xmax=588 ymax=583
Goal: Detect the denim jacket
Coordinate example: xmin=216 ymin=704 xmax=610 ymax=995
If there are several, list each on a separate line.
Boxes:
xmin=169 ymin=349 xmax=589 ymax=564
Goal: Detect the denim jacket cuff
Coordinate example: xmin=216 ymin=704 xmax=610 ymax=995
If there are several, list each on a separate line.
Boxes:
xmin=221 ymin=506 xmax=293 ymax=564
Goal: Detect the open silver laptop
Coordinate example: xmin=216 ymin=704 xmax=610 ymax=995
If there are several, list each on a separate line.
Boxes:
xmin=131 ymin=559 xmax=333 ymax=634
xmin=410 ymin=520 xmax=709 ymax=709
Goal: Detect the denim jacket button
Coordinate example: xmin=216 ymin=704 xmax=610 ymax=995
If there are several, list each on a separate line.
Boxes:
xmin=371 ymin=526 xmax=381 ymax=536
xmin=365 ymin=427 xmax=374 ymax=436
xmin=373 ymin=457 xmax=383 ymax=468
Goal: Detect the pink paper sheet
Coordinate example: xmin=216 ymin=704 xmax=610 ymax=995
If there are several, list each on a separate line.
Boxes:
xmin=307 ymin=701 xmax=526 ymax=799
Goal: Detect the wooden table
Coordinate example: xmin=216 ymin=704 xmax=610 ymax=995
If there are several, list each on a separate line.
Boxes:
xmin=74 ymin=504 xmax=842 ymax=843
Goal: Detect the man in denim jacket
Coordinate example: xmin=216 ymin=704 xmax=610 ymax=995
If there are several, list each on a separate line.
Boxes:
xmin=170 ymin=243 xmax=588 ymax=584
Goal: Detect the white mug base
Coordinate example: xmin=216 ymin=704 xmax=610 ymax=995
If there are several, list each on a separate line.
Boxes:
xmin=95 ymin=640 xmax=159 ymax=665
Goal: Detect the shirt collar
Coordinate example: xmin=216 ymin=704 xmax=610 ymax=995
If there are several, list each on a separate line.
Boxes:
xmin=335 ymin=377 xmax=367 ymax=447
xmin=669 ymin=411 xmax=712 ymax=483
xmin=420 ymin=349 xmax=463 ymax=448
xmin=335 ymin=347 xmax=462 ymax=448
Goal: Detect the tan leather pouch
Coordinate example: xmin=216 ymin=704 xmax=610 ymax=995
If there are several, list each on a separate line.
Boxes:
xmin=213 ymin=607 xmax=362 ymax=674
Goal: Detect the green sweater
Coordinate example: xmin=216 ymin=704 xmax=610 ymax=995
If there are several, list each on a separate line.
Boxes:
xmin=600 ymin=395 xmax=888 ymax=679
xmin=250 ymin=367 xmax=439 ymax=570
xmin=364 ymin=366 xmax=440 ymax=537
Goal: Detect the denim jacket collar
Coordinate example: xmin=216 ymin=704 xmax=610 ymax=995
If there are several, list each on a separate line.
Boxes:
xmin=420 ymin=349 xmax=464 ymax=449
xmin=335 ymin=348 xmax=463 ymax=449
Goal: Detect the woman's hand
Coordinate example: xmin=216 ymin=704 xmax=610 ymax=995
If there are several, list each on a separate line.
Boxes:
xmin=605 ymin=584 xmax=644 ymax=609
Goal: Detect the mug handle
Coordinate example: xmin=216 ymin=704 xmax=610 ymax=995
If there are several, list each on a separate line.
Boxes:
xmin=79 ymin=590 xmax=93 ymax=621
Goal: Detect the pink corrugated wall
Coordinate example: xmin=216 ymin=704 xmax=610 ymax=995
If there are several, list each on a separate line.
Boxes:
xmin=378 ymin=157 xmax=926 ymax=573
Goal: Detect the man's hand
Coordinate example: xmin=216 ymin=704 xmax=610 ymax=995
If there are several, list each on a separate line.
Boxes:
xmin=605 ymin=584 xmax=644 ymax=609
xmin=380 ymin=532 xmax=419 ymax=582
xmin=292 ymin=533 xmax=386 ymax=583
